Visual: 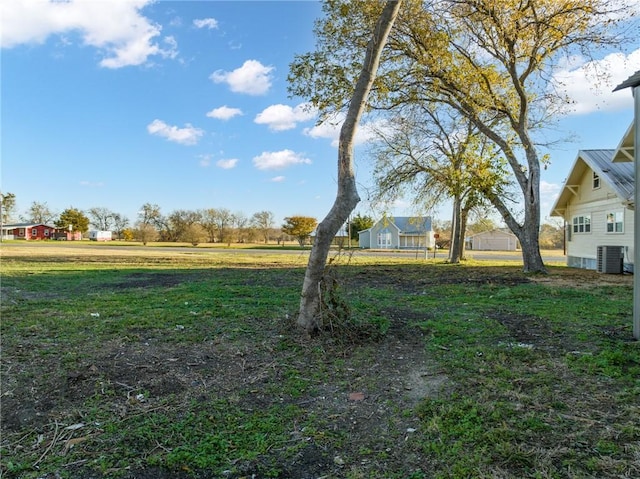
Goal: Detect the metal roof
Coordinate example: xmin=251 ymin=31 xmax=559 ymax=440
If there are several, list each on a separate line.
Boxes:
xmin=613 ymin=70 xmax=640 ymax=91
xmin=550 ymin=149 xmax=634 ymax=216
xmin=2 ymin=222 xmax=57 ymax=228
xmin=359 ymin=216 xmax=433 ymax=234
xmin=388 ymin=216 xmax=432 ymax=233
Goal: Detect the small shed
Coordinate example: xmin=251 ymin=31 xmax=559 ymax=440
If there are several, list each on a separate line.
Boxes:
xmin=467 ymin=229 xmax=519 ymax=251
xmin=89 ymin=230 xmax=113 ymax=241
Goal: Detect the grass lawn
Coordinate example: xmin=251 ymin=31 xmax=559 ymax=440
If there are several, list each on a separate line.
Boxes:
xmin=1 ymin=244 xmax=638 ymax=479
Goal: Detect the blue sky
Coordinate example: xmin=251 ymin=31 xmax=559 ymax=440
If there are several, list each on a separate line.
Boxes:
xmin=1 ymin=1 xmax=639 ymax=228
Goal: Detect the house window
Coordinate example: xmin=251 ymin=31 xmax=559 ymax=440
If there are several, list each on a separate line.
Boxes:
xmin=572 ymin=215 xmax=591 ymax=233
xmin=18 ymin=228 xmax=25 ymax=236
xmin=593 ymin=172 xmax=600 ymax=189
xmin=606 ymin=211 xmax=624 ymax=233
xmin=32 ymin=229 xmax=38 ymax=236
xmin=377 ymin=229 xmax=391 ymax=248
xmin=44 ymin=229 xmax=49 ymax=236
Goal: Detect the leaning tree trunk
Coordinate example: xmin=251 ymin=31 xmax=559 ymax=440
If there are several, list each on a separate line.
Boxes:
xmin=297 ymin=0 xmax=402 ymax=334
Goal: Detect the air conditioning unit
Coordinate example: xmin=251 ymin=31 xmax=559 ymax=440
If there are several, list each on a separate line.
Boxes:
xmin=596 ymin=246 xmax=624 ymax=274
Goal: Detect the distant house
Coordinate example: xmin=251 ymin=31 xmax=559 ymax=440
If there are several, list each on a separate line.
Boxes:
xmin=1 ymin=223 xmax=57 ymax=240
xmin=358 ymin=216 xmax=434 ymax=249
xmin=550 ymin=147 xmax=634 ymax=271
xmin=466 ymin=229 xmax=519 ymax=251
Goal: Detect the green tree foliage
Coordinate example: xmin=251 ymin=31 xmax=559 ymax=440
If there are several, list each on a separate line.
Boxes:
xmin=349 ymin=213 xmax=374 ymax=240
xmin=289 ymin=0 xmax=635 ymax=273
xmin=55 ymin=207 xmax=90 ymax=233
xmin=282 ymin=216 xmax=318 ymax=247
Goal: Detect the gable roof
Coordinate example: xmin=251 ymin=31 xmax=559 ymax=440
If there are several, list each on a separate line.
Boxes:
xmin=392 ymin=216 xmax=432 ymax=233
xmin=550 ymin=149 xmax=634 ymax=217
xmin=362 ymin=216 xmax=432 ymax=234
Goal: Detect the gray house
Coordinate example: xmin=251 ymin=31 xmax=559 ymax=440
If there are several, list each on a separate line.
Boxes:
xmin=358 ymin=216 xmax=434 ymax=249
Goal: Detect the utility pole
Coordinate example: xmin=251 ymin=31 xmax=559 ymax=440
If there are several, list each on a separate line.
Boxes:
xmin=614 ymin=71 xmax=640 ymax=340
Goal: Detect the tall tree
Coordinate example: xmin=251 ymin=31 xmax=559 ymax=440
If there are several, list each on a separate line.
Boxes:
xmin=55 ymin=208 xmax=90 ymax=233
xmin=371 ymin=105 xmax=508 ymax=263
xmin=289 ymin=0 xmax=634 ymax=273
xmin=111 ymin=213 xmax=130 ymax=240
xmin=138 ymin=203 xmax=163 ymax=226
xmin=25 ymin=201 xmax=56 ymax=224
xmin=233 ymin=212 xmax=249 ymax=243
xmin=251 ymin=210 xmax=275 ymax=243
xmin=294 ymin=0 xmax=402 ymax=334
xmin=212 ymin=208 xmax=234 ymax=245
xmin=87 ymin=207 xmax=115 ymax=231
xmin=200 ymin=208 xmax=219 ymax=243
xmin=282 ymin=216 xmax=318 ymax=247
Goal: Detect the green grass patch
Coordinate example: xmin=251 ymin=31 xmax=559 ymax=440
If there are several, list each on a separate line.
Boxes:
xmin=1 ymin=246 xmax=638 ymax=478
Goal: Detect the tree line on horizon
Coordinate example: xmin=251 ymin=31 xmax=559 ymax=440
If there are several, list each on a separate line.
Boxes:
xmin=0 ymin=194 xmax=378 ymax=246
xmin=1 ymin=192 xmax=563 ymax=249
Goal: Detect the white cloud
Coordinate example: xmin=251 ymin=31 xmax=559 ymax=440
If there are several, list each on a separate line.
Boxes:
xmin=253 ymin=150 xmax=312 ymax=170
xmin=550 ymin=48 xmax=640 ymax=115
xmin=193 ymin=18 xmax=218 ymax=29
xmin=1 ymin=0 xmax=177 ymax=68
xmin=147 ymin=119 xmax=204 ymax=145
xmin=210 ymin=59 xmax=274 ymax=95
xmin=254 ymin=103 xmax=317 ymax=131
xmin=270 ymin=176 xmax=286 ymax=182
xmin=206 ymin=106 xmax=243 ymax=120
xmin=216 ymin=158 xmax=238 ymax=169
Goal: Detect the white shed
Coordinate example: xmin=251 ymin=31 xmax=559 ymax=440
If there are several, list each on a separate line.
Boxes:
xmin=467 ymin=229 xmax=519 ymax=251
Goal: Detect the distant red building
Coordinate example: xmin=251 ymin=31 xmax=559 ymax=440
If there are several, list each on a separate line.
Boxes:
xmin=1 ymin=223 xmax=82 ymax=240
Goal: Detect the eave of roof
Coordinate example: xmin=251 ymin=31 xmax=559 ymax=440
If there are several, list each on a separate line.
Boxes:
xmin=613 ymin=70 xmax=640 ymax=91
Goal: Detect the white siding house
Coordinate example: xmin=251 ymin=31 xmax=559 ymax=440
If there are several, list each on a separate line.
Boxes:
xmin=358 ymin=216 xmax=434 ymax=249
xmin=550 ymin=149 xmax=634 ymax=272
xmin=466 ymin=229 xmax=519 ymax=251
